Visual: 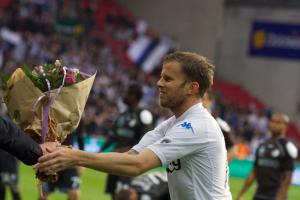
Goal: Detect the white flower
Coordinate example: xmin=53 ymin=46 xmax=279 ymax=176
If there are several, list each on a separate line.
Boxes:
xmin=55 ymin=60 xmax=61 ymax=67
xmin=32 ymin=70 xmax=38 ymax=76
xmin=72 ymin=68 xmax=80 ymax=74
xmin=38 ymin=66 xmax=44 ymax=74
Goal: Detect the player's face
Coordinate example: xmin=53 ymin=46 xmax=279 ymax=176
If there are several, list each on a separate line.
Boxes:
xmin=269 ymin=114 xmax=287 ymax=137
xmin=157 ymin=61 xmax=188 ymax=109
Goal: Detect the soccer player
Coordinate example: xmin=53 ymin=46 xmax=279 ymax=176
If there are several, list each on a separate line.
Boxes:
xmin=37 ymin=51 xmax=232 ymax=200
xmin=101 ymin=81 xmax=154 ymax=198
xmin=236 ymin=113 xmax=298 ymax=200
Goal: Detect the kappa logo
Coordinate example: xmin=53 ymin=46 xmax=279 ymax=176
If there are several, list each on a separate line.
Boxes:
xmin=178 ymin=121 xmax=194 ymax=133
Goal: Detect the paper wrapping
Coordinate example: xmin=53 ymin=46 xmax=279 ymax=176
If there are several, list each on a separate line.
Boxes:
xmin=3 ymin=68 xmax=95 ymax=143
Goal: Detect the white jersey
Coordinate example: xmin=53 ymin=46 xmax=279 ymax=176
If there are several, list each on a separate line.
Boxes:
xmin=132 ymin=103 xmax=232 ymax=200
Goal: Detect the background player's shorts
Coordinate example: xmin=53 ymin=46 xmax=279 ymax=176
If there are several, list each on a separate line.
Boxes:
xmin=0 ymin=172 xmax=18 ymax=186
xmin=105 ymin=174 xmax=131 ymax=194
xmin=43 ymin=166 xmax=80 ymax=193
xmin=0 ymin=150 xmax=19 ymax=186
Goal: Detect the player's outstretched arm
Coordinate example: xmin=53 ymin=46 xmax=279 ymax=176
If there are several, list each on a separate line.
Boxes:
xmin=36 ymin=147 xmax=161 ymax=177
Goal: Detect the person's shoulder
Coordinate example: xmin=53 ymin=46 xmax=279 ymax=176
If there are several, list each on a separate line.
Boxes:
xmin=216 ymin=117 xmax=231 ymax=133
xmin=174 ymin=118 xmax=199 ymax=135
xmin=154 ymin=115 xmax=176 ymax=130
xmin=161 ymin=115 xmax=176 ymax=123
xmin=186 ymin=106 xmax=210 ymax=120
xmin=279 ymin=138 xmax=298 ymax=159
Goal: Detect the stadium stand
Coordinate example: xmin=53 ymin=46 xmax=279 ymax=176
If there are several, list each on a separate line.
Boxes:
xmin=213 ymin=80 xmax=300 ymax=144
xmin=0 ymin=0 xmax=299 ymax=159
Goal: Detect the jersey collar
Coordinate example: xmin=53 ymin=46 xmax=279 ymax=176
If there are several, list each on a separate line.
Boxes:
xmin=175 ymin=103 xmax=204 ymax=121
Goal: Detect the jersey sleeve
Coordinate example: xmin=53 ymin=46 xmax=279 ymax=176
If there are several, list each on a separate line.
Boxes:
xmin=0 ymin=116 xmax=43 ymax=165
xmin=281 ymin=140 xmax=298 ymax=171
xmin=147 ymin=123 xmax=207 ymax=166
xmin=132 ymin=117 xmax=174 ymax=152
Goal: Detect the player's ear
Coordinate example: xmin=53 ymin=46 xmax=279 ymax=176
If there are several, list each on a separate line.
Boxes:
xmin=187 ymin=81 xmax=199 ymax=95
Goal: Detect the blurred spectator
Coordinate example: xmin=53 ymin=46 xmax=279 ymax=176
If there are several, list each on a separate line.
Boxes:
xmin=235 ymin=136 xmax=250 ymax=160
xmin=248 ymin=130 xmax=266 ymax=159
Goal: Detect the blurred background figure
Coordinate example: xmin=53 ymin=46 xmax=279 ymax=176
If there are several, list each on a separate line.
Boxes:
xmin=0 ymin=149 xmax=21 ymax=200
xmin=202 ymin=90 xmax=236 ymax=162
xmin=114 ymin=171 xmax=170 ymax=200
xmin=236 ymin=113 xmax=298 ymax=200
xmin=101 ymin=81 xmax=154 ymax=199
xmin=0 ymin=91 xmax=21 ymax=200
xmin=235 ymin=135 xmax=250 ymax=160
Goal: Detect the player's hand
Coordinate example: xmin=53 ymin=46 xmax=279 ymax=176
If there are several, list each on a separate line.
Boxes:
xmin=40 ymin=142 xmax=60 ymax=155
xmin=36 ymin=146 xmax=77 ymax=174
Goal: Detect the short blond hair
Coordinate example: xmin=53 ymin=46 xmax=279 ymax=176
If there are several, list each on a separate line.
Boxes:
xmin=163 ymin=51 xmax=215 ymax=97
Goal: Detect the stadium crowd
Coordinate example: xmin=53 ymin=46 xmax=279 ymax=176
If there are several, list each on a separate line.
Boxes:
xmin=0 ymin=0 xmax=298 ymax=159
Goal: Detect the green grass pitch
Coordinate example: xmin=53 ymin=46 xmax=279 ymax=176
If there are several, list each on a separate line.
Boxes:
xmin=3 ymin=164 xmax=299 ymax=200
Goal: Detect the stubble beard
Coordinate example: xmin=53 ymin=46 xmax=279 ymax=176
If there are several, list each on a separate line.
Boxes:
xmin=159 ymin=94 xmax=186 ymax=110
xmin=159 ymin=82 xmax=187 ymax=110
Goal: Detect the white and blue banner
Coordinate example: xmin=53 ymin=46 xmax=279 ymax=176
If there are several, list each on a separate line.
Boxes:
xmin=249 ymin=21 xmax=300 ymax=60
xmin=127 ymin=35 xmax=172 ymax=72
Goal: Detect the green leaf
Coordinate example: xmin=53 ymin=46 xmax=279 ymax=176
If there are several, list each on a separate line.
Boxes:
xmin=0 ymin=73 xmax=10 ymax=90
xmin=76 ymin=74 xmax=82 ymax=83
xmin=19 ymin=61 xmax=81 ymax=92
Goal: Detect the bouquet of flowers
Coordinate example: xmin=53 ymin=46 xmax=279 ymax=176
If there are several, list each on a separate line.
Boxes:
xmin=1 ymin=60 xmax=96 ymax=181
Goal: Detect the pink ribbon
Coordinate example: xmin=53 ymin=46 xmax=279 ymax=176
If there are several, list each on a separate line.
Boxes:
xmin=32 ymin=67 xmax=93 ymax=143
xmin=32 ymin=67 xmax=67 ymax=143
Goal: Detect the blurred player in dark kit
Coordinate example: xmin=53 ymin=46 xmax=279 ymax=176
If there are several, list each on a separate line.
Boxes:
xmin=39 ymin=122 xmax=84 ymax=200
xmin=236 ymin=113 xmax=298 ymax=200
xmin=101 ymin=81 xmax=154 ymax=199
